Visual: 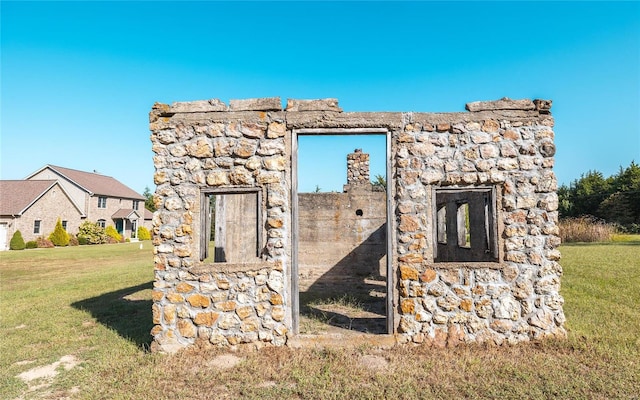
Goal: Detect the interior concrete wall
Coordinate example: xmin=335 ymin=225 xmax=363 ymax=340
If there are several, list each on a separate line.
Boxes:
xmin=298 ymin=186 xmax=386 ymax=291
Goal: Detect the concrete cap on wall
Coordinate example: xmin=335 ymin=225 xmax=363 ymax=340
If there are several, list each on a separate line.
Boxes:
xmin=169 ymin=99 xmax=229 ymax=113
xmin=286 ymin=98 xmax=342 ymax=112
xmin=465 ymin=97 xmax=537 ymax=112
xmin=229 ymin=97 xmax=282 ymax=111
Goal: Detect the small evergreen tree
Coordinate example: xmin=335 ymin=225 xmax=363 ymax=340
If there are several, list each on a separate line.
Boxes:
xmin=48 ymin=218 xmax=70 ymax=246
xmin=137 ymin=226 xmax=151 ymax=240
xmin=9 ymin=230 xmax=26 ymax=250
xmin=105 ymin=225 xmax=123 ymax=243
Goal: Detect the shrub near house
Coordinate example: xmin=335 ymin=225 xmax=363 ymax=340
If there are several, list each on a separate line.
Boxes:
xmin=105 ymin=225 xmax=123 ymax=243
xmin=137 ymin=226 xmax=151 ymax=240
xmin=77 ymin=221 xmax=108 ymax=245
xmin=49 ymin=218 xmax=70 ymax=247
xmin=9 ymin=230 xmax=25 ymax=250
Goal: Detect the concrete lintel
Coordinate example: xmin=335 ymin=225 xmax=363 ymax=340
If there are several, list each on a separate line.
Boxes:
xmin=294 ymin=127 xmax=388 ymax=135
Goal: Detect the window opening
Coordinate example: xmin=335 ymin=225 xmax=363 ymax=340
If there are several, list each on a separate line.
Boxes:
xmin=98 ymin=196 xmax=107 ymax=208
xmin=434 ymin=187 xmax=497 ymax=263
xmin=62 ymin=220 xmax=67 ymax=230
xmin=34 ymin=220 xmax=41 ymax=234
xmin=97 ymin=219 xmax=106 ymax=228
xmin=200 ymin=189 xmax=262 ymax=263
xmin=133 ymin=200 xmax=139 ymax=210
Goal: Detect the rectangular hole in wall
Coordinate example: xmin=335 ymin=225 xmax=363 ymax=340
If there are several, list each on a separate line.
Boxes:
xmin=200 ymin=190 xmax=261 ymax=263
xmin=434 ymin=187 xmax=498 ymax=263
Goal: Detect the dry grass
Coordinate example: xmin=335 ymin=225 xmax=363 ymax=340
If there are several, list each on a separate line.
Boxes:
xmin=559 ymin=216 xmax=615 ymax=243
xmin=1 ymin=242 xmax=639 ymax=399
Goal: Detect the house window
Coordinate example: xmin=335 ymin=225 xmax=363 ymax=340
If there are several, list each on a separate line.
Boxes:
xmin=200 ymin=189 xmax=262 ymax=263
xmin=98 ymin=197 xmax=107 ymax=208
xmin=131 ymin=220 xmax=138 ymax=238
xmin=433 ymin=187 xmax=498 ymax=263
xmin=62 ymin=221 xmax=67 ymax=230
xmin=133 ymin=200 xmax=139 ymax=210
xmin=97 ymin=219 xmax=106 ymax=228
xmin=34 ymin=220 xmax=41 ymax=234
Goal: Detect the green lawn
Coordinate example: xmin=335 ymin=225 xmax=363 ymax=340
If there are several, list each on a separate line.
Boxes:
xmin=1 ymin=241 xmax=638 ymax=399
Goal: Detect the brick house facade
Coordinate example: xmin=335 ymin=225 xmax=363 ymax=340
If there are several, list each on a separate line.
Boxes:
xmin=0 ymin=165 xmax=152 ymax=249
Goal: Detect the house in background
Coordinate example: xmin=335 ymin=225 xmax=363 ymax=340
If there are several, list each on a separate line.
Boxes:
xmin=0 ymin=165 xmax=152 ymax=250
xmin=0 ymin=180 xmax=84 ymax=249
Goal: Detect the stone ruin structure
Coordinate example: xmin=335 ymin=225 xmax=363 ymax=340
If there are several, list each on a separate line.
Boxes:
xmin=149 ymin=97 xmax=566 ymax=352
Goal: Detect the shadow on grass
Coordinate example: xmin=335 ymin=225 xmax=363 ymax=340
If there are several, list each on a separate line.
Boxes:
xmin=72 ymin=281 xmax=154 ymax=350
xmin=299 ymin=288 xmax=387 ymax=334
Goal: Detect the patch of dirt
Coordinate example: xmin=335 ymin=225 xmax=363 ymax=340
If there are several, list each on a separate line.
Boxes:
xmin=207 ymin=354 xmax=243 ymax=370
xmin=359 ymin=354 xmax=389 ymax=371
xmin=15 ymin=355 xmax=81 ymax=399
xmin=256 ymin=381 xmax=277 ymax=388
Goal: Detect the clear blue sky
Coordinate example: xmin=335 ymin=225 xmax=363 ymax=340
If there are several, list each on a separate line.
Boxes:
xmin=2 ymin=1 xmax=638 ymax=194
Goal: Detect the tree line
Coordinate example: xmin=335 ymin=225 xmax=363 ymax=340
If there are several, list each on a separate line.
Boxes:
xmin=559 ymin=161 xmax=640 ymax=233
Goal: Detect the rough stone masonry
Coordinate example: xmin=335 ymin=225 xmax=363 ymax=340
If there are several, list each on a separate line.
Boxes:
xmin=149 ymin=97 xmax=565 ymax=352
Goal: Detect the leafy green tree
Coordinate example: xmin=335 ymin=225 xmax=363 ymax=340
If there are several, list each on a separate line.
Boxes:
xmin=558 ymin=184 xmax=573 ymax=217
xmin=570 ymin=170 xmax=611 ymax=217
xmin=372 ymin=174 xmax=387 ymax=190
xmin=559 ymin=161 xmax=640 ymax=232
xmin=143 ymin=186 xmax=157 ymax=212
xmin=48 ymin=218 xmax=70 ymax=246
xmin=9 ymin=230 xmax=26 ymax=250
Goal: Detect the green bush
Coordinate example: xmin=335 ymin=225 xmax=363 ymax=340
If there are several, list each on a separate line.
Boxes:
xmin=9 ymin=230 xmax=26 ymax=250
xmin=78 ymin=235 xmax=88 ymax=245
xmin=36 ymin=236 xmax=54 ymax=248
xmin=77 ymin=221 xmax=108 ymax=244
xmin=48 ymin=218 xmax=70 ymax=246
xmin=25 ymin=241 xmax=38 ymax=249
xmin=137 ymin=226 xmax=151 ymax=240
xmin=105 ymin=225 xmax=122 ymax=243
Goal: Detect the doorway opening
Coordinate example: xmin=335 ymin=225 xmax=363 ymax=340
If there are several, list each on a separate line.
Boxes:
xmin=292 ymin=128 xmax=392 ymax=336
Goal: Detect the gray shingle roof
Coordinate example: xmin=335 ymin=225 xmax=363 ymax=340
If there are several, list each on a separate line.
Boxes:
xmin=0 ymin=180 xmax=57 ymax=215
xmin=34 ymin=165 xmax=144 ymax=200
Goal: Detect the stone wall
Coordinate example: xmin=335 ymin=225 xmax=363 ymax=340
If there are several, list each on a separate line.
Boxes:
xmin=149 ymin=96 xmax=565 ymax=352
xmin=149 ymin=98 xmax=291 ymax=352
xmin=393 ymin=98 xmax=565 ymax=346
